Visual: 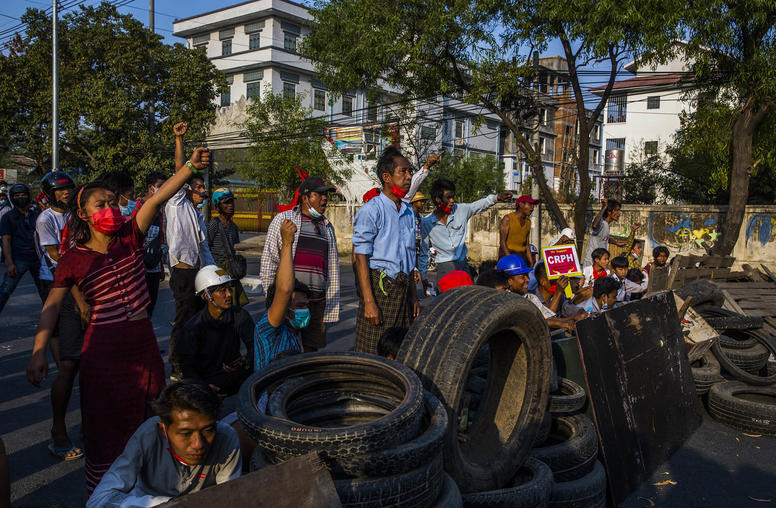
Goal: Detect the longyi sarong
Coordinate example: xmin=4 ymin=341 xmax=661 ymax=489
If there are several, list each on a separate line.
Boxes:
xmin=355 ymin=270 xmax=412 ymax=355
xmin=81 ymin=318 xmax=165 ymax=494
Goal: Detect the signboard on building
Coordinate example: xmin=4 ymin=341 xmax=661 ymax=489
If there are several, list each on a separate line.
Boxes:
xmin=0 ymin=169 xmax=18 ymax=183
xmin=326 ymin=126 xmax=364 ymax=154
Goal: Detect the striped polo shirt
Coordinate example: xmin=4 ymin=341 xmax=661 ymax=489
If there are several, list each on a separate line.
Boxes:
xmin=54 ymin=218 xmax=150 ymax=326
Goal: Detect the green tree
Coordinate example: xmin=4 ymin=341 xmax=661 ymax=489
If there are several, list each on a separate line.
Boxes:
xmin=300 ymin=0 xmax=677 ymax=253
xmin=242 ymin=89 xmax=338 ymax=199
xmin=0 ymin=3 xmax=225 ymax=186
xmin=667 ymin=101 xmax=776 ymax=205
xmin=623 ymin=153 xmax=679 ymax=204
xmin=677 ymin=1 xmax=776 ymax=254
xmin=420 ymin=154 xmax=505 ymax=203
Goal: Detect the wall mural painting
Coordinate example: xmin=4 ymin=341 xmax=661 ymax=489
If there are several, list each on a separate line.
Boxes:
xmin=648 ymin=213 xmax=721 ymax=252
xmin=745 ymin=214 xmax=776 ymax=249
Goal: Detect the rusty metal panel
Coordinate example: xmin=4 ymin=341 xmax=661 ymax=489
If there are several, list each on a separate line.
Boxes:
xmin=575 ymin=292 xmax=702 ymax=505
xmin=161 ymin=453 xmax=341 ymax=508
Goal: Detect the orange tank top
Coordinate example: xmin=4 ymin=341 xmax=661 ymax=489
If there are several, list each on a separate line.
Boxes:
xmin=506 ymin=212 xmax=531 ymax=254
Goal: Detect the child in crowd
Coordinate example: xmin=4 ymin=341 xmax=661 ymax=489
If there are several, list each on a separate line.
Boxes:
xmin=626 ymin=268 xmax=647 ymax=300
xmin=609 ymin=256 xmax=648 ymax=301
xmin=582 ymin=248 xmax=610 ymax=288
xmin=576 ymin=276 xmax=621 ymax=314
xmin=643 ymin=246 xmax=670 ymax=275
xmin=476 ymin=269 xmax=510 ymax=291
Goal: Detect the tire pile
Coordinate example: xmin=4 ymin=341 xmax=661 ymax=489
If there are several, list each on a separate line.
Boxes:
xmin=237 ymin=286 xmax=607 ymax=507
xmin=238 ymin=352 xmax=455 ymax=507
xmin=690 ymin=304 xmax=776 ymax=436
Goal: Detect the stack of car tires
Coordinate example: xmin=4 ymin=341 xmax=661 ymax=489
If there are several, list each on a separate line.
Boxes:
xmin=691 ymin=305 xmax=776 ymax=436
xmin=397 ymin=286 xmax=607 ymax=508
xmin=238 ymin=352 xmax=455 ymax=507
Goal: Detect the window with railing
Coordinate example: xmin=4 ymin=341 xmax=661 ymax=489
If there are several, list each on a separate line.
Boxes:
xmin=342 ymin=96 xmax=353 ymax=116
xmin=644 ymin=140 xmax=658 ymax=156
xmin=249 ymin=33 xmax=261 ymax=50
xmin=221 ymin=39 xmax=232 ymax=56
xmin=607 ymin=95 xmax=627 ymax=123
xmin=283 ymin=82 xmax=295 ymax=99
xmin=314 ymin=89 xmax=326 ymax=111
xmin=647 ymin=96 xmax=660 ymax=110
xmin=221 ymin=87 xmax=231 ymax=107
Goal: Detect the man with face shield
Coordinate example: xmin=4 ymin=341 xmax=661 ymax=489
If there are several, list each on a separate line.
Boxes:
xmin=176 ymin=265 xmax=254 ymax=398
xmin=0 ymin=183 xmax=47 ymax=313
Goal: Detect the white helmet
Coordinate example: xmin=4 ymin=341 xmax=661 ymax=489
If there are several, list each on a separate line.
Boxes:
xmin=194 ymin=265 xmax=233 ymax=295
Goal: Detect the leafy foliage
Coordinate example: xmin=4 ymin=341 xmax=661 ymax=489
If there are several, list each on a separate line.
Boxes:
xmin=420 ymin=154 xmax=505 ymax=203
xmin=667 ymin=102 xmax=776 ymax=204
xmin=241 ymin=89 xmax=338 ymax=199
xmin=623 ymin=153 xmax=679 ymax=205
xmin=0 ymin=2 xmax=225 ymax=188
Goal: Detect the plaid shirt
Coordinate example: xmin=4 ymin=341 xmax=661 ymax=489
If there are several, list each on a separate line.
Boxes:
xmin=260 ymin=207 xmax=340 ymax=323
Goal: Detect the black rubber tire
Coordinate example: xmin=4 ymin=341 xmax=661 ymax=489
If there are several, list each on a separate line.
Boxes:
xmin=530 ymin=413 xmax=598 ymax=482
xmin=676 ymin=279 xmax=725 ymax=308
xmin=550 ymin=359 xmax=559 ymax=393
xmin=466 ymin=375 xmax=489 ymax=395
xmin=334 ymin=452 xmax=444 ymax=508
xmin=535 ymin=411 xmax=552 ymax=447
xmin=707 ymin=381 xmax=776 ymax=436
xmin=691 ymin=352 xmax=722 ymax=396
xmin=287 ymin=392 xmax=399 ymax=420
xmin=237 ymin=352 xmax=424 ymax=462
xmin=549 ymin=378 xmax=586 ymax=414
xmin=269 ymin=373 xmax=402 ymax=418
xmin=696 ymin=306 xmax=764 ymax=331
xmin=336 ymin=391 xmax=448 ymax=477
xmin=549 ymin=460 xmax=607 ymax=508
xmin=249 ymin=446 xmax=271 ymax=472
xmin=397 ymin=286 xmax=553 ymax=492
xmin=719 ymin=343 xmax=770 ymax=373
xmin=718 ymin=333 xmax=758 ymax=350
xmin=461 ymin=457 xmax=553 ymax=508
xmin=434 ymin=473 xmax=464 ymax=508
xmin=711 ymin=329 xmax=776 ymax=386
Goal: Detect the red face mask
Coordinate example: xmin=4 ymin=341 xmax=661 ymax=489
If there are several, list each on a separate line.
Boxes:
xmin=390 ymin=185 xmax=407 ymax=199
xmin=89 ymin=207 xmax=126 ymax=234
xmin=439 ymin=203 xmax=453 ymax=214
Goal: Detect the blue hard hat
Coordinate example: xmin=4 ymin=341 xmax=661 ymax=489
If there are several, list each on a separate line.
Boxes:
xmin=496 ymin=254 xmax=531 ymax=276
xmin=211 ymin=187 xmax=235 ymax=206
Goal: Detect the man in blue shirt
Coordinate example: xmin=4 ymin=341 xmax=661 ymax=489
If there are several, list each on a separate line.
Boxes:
xmin=352 ymin=146 xmax=420 ymax=354
xmin=253 ymin=219 xmax=310 ymax=372
xmin=418 ymin=178 xmax=511 ymax=286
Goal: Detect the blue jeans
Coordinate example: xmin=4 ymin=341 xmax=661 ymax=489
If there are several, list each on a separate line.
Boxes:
xmin=0 ymin=257 xmax=47 ymax=314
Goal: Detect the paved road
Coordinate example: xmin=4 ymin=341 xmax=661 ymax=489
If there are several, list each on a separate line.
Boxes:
xmin=2 ymin=254 xmax=776 ymax=507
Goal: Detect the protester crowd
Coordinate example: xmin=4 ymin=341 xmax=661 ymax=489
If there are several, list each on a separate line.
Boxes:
xmin=0 ymin=137 xmax=674 ymax=505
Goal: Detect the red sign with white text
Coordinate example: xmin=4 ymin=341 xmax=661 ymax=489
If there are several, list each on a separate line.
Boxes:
xmin=541 ymin=244 xmax=583 ymax=279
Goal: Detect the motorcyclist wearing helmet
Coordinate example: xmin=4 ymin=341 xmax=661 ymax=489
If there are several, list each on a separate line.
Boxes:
xmin=0 ymin=183 xmax=47 ymax=314
xmin=176 ymin=265 xmax=255 ymax=398
xmin=207 ymin=188 xmax=247 ymax=307
xmin=496 ymin=254 xmax=577 ymax=335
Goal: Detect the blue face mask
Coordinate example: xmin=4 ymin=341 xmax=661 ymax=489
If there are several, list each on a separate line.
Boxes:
xmin=289 ymin=308 xmax=311 ymax=329
xmin=119 ymin=200 xmax=136 ymax=217
xmin=0 ymin=199 xmax=6 ymax=206
xmin=308 ymin=206 xmax=323 ymax=219
xmin=196 ymin=201 xmax=205 ymax=210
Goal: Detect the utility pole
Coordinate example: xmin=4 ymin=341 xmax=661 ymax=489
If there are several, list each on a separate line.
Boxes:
xmin=51 ymin=0 xmax=59 ymax=171
xmin=148 ymin=0 xmax=155 ymax=134
xmin=530 ymin=51 xmax=541 ymax=251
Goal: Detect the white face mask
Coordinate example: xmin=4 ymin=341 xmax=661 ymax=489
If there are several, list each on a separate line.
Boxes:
xmin=151 ymin=185 xmax=160 ymax=195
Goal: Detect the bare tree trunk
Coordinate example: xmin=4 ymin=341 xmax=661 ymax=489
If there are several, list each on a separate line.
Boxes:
xmin=711 ymin=98 xmax=769 ymax=256
xmin=573 ymin=133 xmax=592 ymax=255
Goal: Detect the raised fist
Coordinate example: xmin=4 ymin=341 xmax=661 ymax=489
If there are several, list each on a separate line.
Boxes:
xmin=190 ymin=147 xmax=210 ymax=170
xmin=280 ymin=219 xmax=297 ymax=245
xmin=424 ymin=151 xmax=445 ymax=169
xmin=173 ymin=122 xmax=188 ymax=137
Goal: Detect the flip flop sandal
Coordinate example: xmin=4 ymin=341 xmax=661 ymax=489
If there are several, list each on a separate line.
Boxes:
xmin=48 ymin=442 xmax=84 ymax=461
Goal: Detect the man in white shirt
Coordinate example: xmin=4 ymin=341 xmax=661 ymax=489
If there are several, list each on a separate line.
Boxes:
xmin=36 ymin=171 xmax=85 ymax=461
xmin=166 ymin=122 xmax=216 ymax=377
xmin=88 ymin=382 xmax=241 ymax=507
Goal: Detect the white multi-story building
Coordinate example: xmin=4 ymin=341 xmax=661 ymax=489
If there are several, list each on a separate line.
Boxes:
xmin=172 ymin=0 xmax=504 ymax=175
xmin=592 ymin=43 xmax=695 ymax=166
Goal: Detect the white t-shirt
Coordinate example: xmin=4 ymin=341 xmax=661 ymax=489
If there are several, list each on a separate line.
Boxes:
xmin=582 ymin=265 xmax=610 ymax=289
xmin=35 ymin=208 xmax=67 ymax=281
xmin=524 ymin=293 xmax=556 ymax=319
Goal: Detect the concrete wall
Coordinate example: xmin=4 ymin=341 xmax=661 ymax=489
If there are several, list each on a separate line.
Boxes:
xmin=326 ymin=202 xmax=776 ymax=268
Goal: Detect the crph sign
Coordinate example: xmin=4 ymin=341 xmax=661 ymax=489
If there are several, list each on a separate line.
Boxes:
xmin=541 ymin=245 xmax=582 ymax=279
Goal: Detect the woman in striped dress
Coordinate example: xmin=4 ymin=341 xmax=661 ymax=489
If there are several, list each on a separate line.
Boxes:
xmin=26 ymin=148 xmax=211 ymax=494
